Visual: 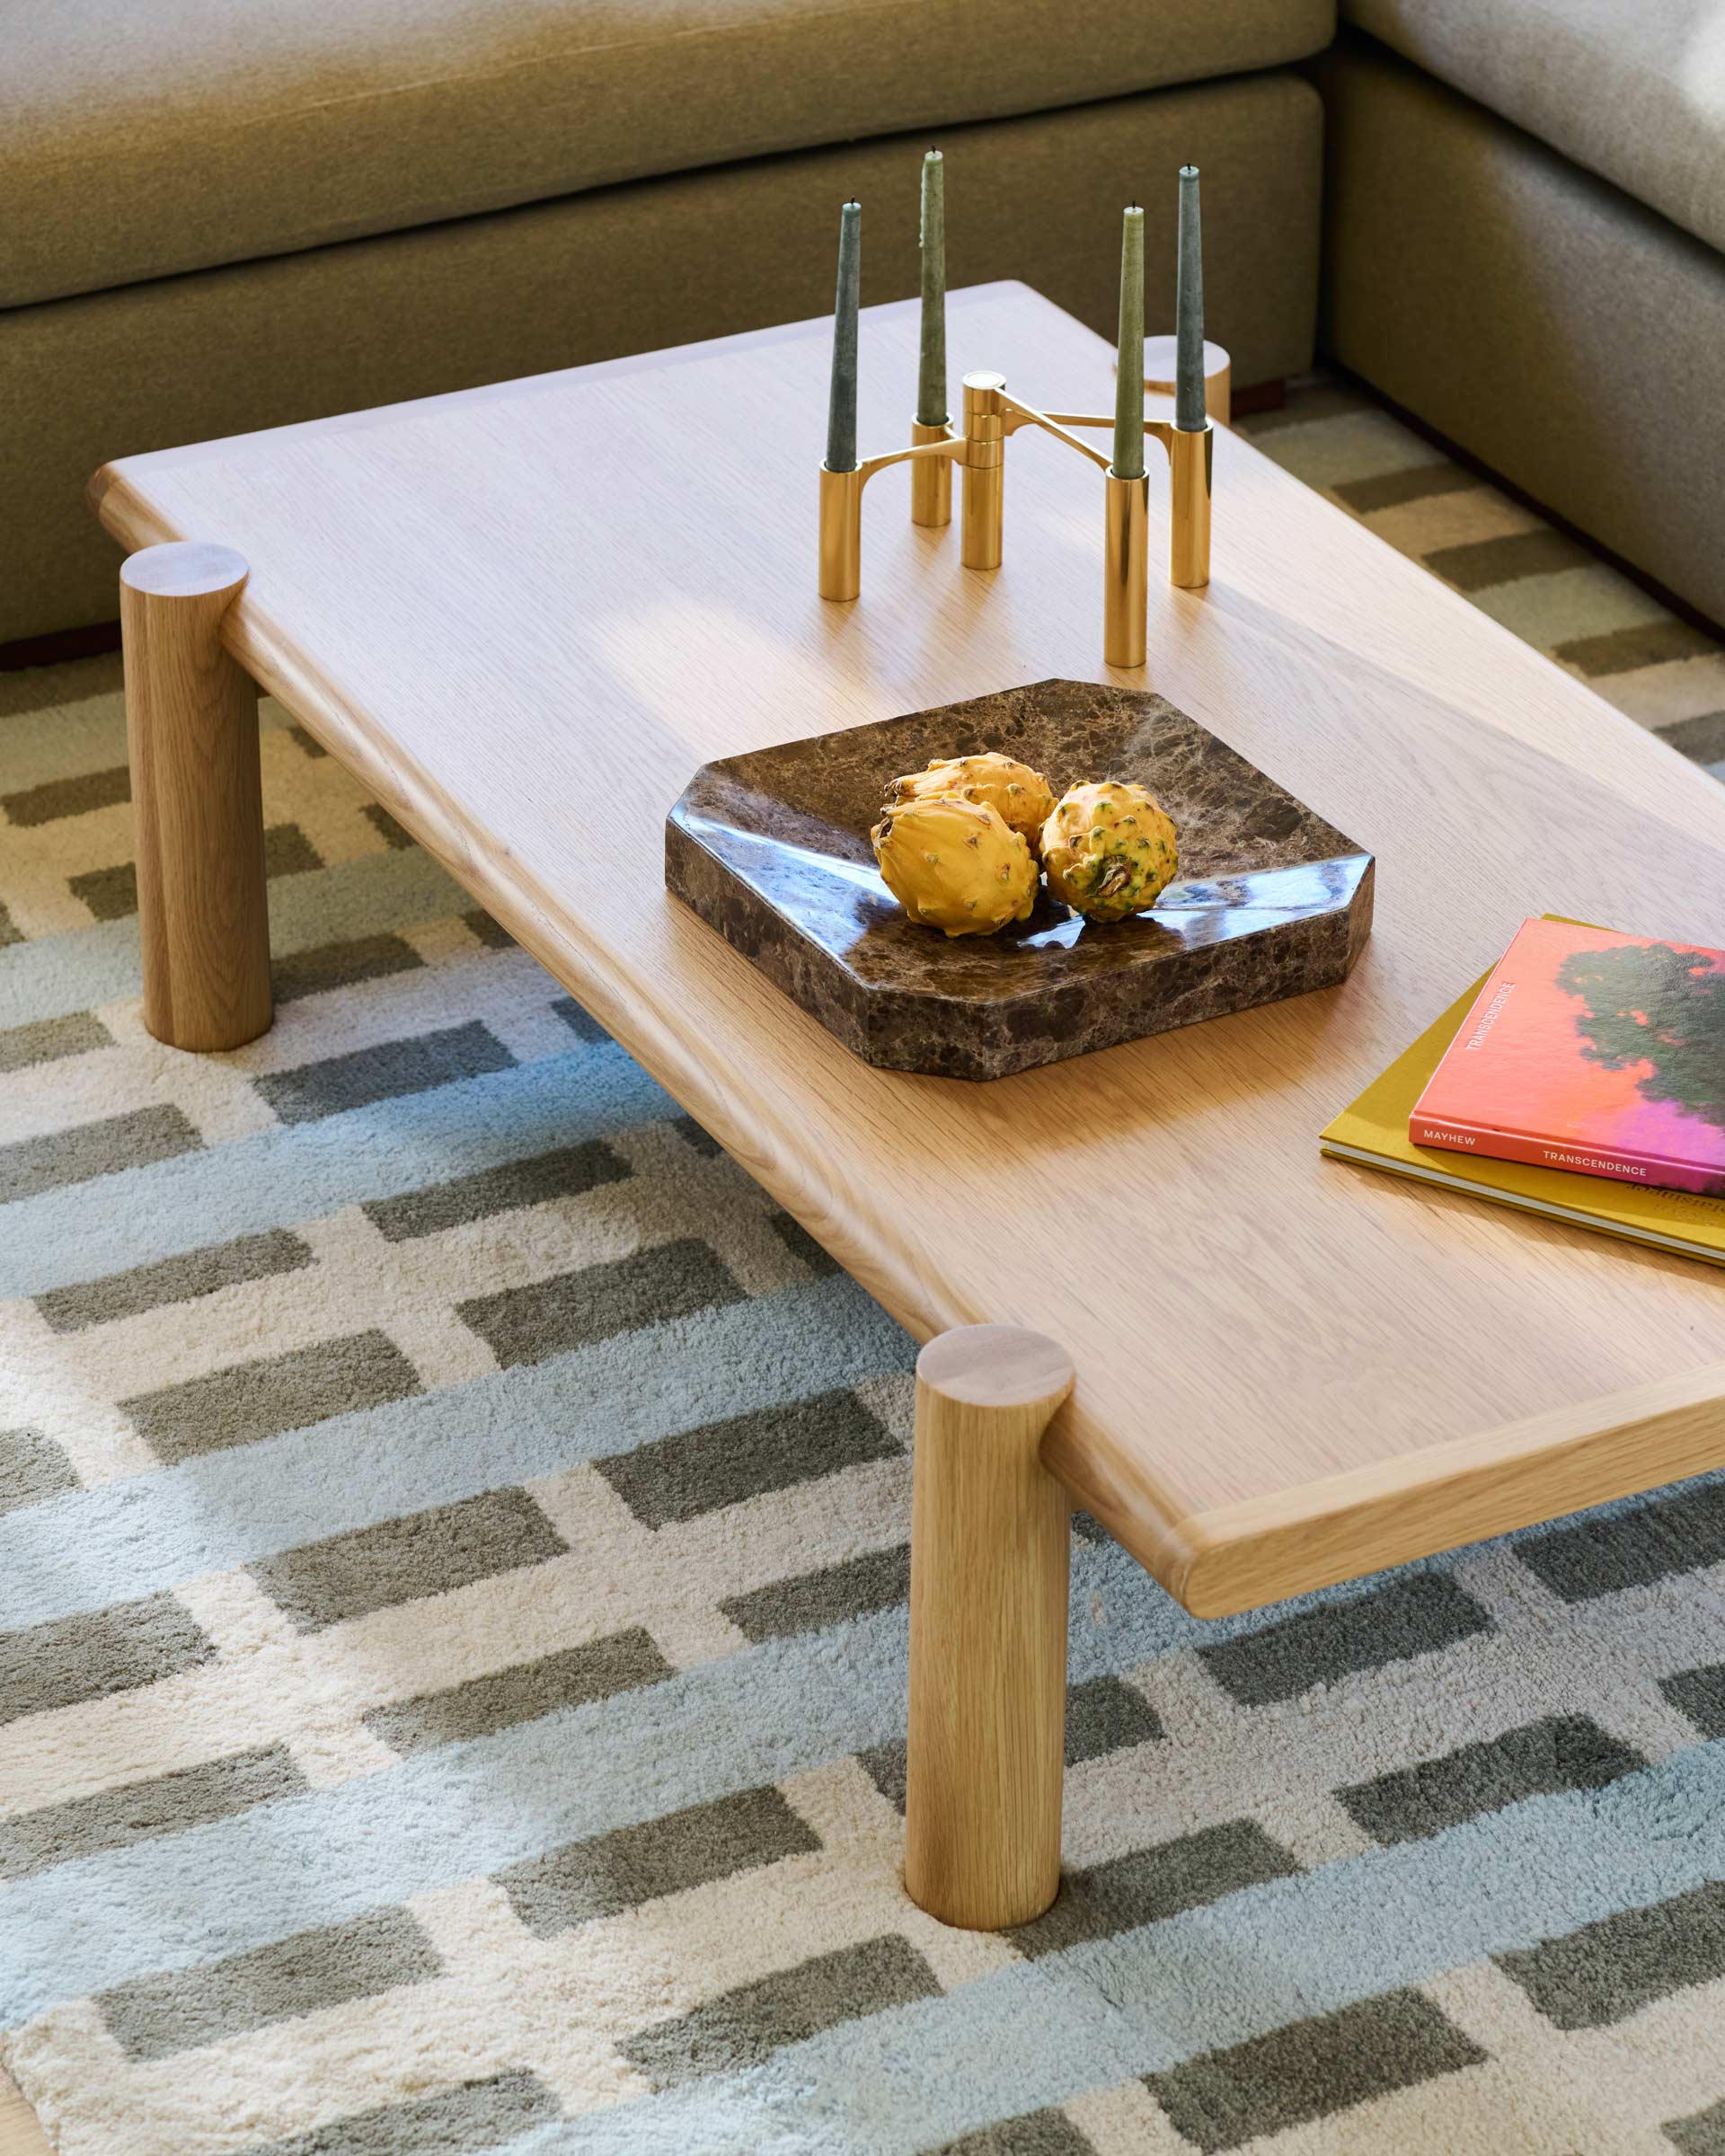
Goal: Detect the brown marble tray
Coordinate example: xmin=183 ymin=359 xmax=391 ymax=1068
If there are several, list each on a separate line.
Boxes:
xmin=664 ymin=680 xmax=1374 ymax=1080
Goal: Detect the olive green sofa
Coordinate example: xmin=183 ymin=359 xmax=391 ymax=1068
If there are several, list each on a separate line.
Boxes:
xmin=17 ymin=1 xmax=1719 ymax=649
xmin=0 ymin=0 xmax=1331 ymax=646
xmin=1322 ymin=2 xmax=1725 ymax=625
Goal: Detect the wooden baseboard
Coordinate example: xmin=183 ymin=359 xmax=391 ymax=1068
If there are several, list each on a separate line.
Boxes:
xmin=0 ymin=620 xmax=122 ymax=673
xmin=1228 ymin=376 xmax=1287 ymax=419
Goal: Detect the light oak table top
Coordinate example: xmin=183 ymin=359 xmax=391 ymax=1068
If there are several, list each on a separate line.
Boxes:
xmin=92 ymin=283 xmax=1725 ymax=1616
xmin=0 ymin=2072 xmax=47 ymax=2156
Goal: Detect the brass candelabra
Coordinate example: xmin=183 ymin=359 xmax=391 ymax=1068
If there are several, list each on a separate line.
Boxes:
xmin=818 ymin=368 xmax=1212 ymax=669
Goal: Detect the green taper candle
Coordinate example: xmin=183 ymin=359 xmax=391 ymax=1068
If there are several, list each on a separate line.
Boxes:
xmin=827 ymin=199 xmax=862 ymax=473
xmin=1175 ymin=164 xmax=1205 ymax=431
xmin=916 ymin=149 xmax=947 ymax=426
xmin=1112 ymin=203 xmax=1146 ymax=481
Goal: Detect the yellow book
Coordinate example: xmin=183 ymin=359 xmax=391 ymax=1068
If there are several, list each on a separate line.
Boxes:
xmin=1322 ymin=968 xmax=1725 ymax=1271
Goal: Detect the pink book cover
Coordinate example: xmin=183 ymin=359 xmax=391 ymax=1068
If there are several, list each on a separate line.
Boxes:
xmin=1410 ymin=917 xmax=1725 ymax=1197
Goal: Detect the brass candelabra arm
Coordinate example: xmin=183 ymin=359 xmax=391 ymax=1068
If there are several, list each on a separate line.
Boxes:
xmin=851 ymin=431 xmax=967 ymax=487
xmin=816 ymin=374 xmax=1211 ymax=632
xmin=996 ymin=393 xmax=1111 ymax=473
xmin=1007 ymin=409 xmax=1186 ymax=465
xmin=994 ymin=405 xmax=1211 ymax=660
xmin=1009 ymin=406 xmax=1211 ymax=603
xmin=818 ymin=432 xmax=963 ymax=602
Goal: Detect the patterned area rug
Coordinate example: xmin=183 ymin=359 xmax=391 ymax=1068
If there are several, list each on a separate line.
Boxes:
xmin=2 ymin=382 xmax=1723 ymax=2156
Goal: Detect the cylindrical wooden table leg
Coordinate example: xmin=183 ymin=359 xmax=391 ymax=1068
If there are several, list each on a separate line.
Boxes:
xmin=120 ymin=542 xmax=271 ymax=1051
xmin=905 ymin=1324 xmax=1076 ymax=1930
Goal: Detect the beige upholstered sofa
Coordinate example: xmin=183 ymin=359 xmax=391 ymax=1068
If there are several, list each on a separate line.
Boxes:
xmin=1323 ymin=1 xmax=1725 ymax=624
xmin=0 ymin=0 xmax=1331 ymax=646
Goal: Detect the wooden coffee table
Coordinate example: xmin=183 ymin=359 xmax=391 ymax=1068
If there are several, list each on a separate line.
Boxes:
xmin=91 ymin=283 xmax=1725 ymax=1931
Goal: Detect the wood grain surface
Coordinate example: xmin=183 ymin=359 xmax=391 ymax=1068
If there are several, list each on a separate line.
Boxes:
xmin=0 ymin=2072 xmax=49 ymax=2156
xmin=905 ymin=1327 xmax=1075 ymax=1928
xmin=90 ymin=282 xmax=1725 ymax=1614
xmin=120 ymin=542 xmax=272 ymax=1051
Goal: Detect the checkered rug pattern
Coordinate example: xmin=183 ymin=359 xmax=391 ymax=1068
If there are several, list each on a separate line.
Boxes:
xmin=1 ymin=380 xmax=1723 ymax=2156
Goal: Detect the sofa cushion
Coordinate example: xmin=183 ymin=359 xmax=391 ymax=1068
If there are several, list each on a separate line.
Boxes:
xmin=1 ymin=0 xmax=1331 ymax=309
xmin=1344 ymin=0 xmax=1725 ymax=254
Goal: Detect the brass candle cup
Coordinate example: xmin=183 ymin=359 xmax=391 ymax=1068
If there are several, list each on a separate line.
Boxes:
xmin=960 ymin=370 xmax=1006 ymax=570
xmin=1102 ymin=469 xmax=1150 ymax=671
xmin=909 ymin=419 xmax=953 ymax=528
xmin=1167 ymin=422 xmax=1213 ymax=590
xmin=818 ymin=464 xmax=864 ymax=603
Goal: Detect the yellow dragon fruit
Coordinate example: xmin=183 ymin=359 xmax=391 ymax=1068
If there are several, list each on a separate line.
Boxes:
xmin=885 ymin=752 xmax=1056 ymax=852
xmin=1040 ymin=780 xmax=1179 ymax=923
xmin=871 ymin=795 xmax=1039 ymax=936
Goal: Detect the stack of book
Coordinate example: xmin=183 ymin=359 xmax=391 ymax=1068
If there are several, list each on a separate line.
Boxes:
xmin=1322 ymin=916 xmax=1725 ymax=1268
